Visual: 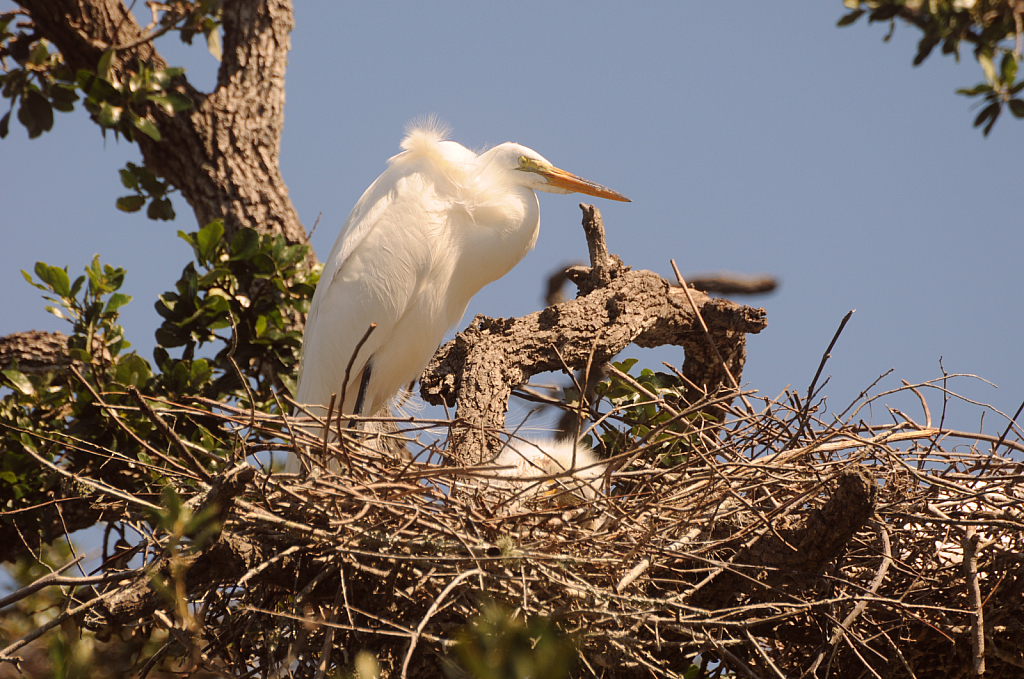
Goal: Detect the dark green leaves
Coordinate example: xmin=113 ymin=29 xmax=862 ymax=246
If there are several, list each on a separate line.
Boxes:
xmin=117 ymin=195 xmax=147 ymax=213
xmin=838 ymin=1 xmax=1023 ymax=135
xmin=156 ymin=222 xmax=315 ymax=406
xmin=589 ymin=360 xmax=702 ymax=466
xmin=116 ymin=162 xmax=178 ymax=220
xmin=0 ymin=34 xmax=76 ymax=139
xmin=836 ymin=9 xmax=864 ymax=27
xmin=974 ymin=102 xmax=1001 ymax=136
xmin=16 ymin=89 xmax=54 ymax=138
xmin=76 ymin=51 xmax=192 ymax=144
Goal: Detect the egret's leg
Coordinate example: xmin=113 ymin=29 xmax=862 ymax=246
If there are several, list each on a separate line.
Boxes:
xmin=353 ymin=360 xmax=373 ymax=417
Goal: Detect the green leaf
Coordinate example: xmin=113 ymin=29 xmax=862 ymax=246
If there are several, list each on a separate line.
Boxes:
xmin=130 ymin=112 xmax=161 ymax=141
xmin=868 ymin=5 xmax=899 ymax=22
xmin=146 ymin=196 xmax=176 ymax=221
xmin=956 ymin=83 xmax=992 ymax=97
xmin=913 ymin=36 xmax=938 ymax=67
xmin=34 ymin=262 xmax=71 ymax=297
xmin=147 ymin=91 xmax=193 ymax=114
xmin=69 ymin=348 xmax=92 ymax=363
xmin=116 ymin=195 xmax=146 ymax=212
xmin=973 ymin=101 xmax=999 ymax=129
xmin=134 ymin=164 xmax=165 ymax=196
xmin=1001 ymin=52 xmax=1018 ymax=85
xmin=0 ymin=471 xmax=18 ymax=485
xmin=978 ymin=52 xmax=996 ymax=85
xmin=614 ymin=358 xmax=639 ymax=374
xmin=97 ymin=48 xmax=115 ymax=83
xmin=48 ymin=84 xmax=79 ymax=112
xmin=229 ymin=228 xmax=260 ymax=261
xmin=119 ymin=168 xmax=139 ymax=190
xmin=2 ymin=369 xmax=35 ymax=396
xmin=197 ymin=220 xmax=225 ymax=263
xmin=104 ymin=292 xmax=132 ymax=314
xmin=97 ymin=101 xmax=123 ymax=127
xmin=836 ymin=9 xmax=864 ymax=27
xmin=18 ymin=90 xmax=54 ymax=138
xmin=206 ymin=27 xmax=222 ymax=62
xmin=1008 ymin=99 xmax=1024 ymax=118
xmin=115 ymin=353 xmax=151 ymax=387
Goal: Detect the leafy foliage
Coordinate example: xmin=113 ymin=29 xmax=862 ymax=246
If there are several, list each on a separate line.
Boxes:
xmin=116 ymin=161 xmax=177 ymax=220
xmin=586 ymin=359 xmax=704 ymax=466
xmin=0 ymin=223 xmax=315 ymax=517
xmin=0 ymin=25 xmax=77 ymax=139
xmin=0 ymin=1 xmax=224 ymax=141
xmin=838 ymin=0 xmax=1024 ymax=135
xmin=76 ymin=52 xmax=192 ymax=143
xmin=454 ymin=602 xmax=577 ymax=679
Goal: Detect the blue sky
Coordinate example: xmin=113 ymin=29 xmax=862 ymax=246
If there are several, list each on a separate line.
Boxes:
xmin=2 ymin=3 xmax=1022 ymax=438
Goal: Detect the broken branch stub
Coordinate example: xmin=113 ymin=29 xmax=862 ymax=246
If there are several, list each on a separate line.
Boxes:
xmin=420 ymin=205 xmax=768 ymax=465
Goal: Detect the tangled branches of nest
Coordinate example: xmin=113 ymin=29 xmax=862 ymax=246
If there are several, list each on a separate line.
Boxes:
xmin=3 ymin=379 xmax=1023 ymax=679
xmin=2 ymin=207 xmax=1021 ymax=678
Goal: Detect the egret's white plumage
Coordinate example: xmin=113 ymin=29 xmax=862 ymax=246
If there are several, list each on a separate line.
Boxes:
xmin=492 ymin=437 xmax=605 ymax=506
xmin=288 ymin=123 xmax=628 ymax=472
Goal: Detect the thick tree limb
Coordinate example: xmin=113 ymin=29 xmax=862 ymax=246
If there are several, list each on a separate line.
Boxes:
xmin=421 ymin=205 xmax=768 ymax=464
xmin=691 ymin=467 xmax=877 ymax=612
xmin=17 ymin=0 xmax=311 ymax=260
xmin=0 ymin=330 xmax=70 ymax=374
xmin=686 ymin=273 xmax=778 ymax=296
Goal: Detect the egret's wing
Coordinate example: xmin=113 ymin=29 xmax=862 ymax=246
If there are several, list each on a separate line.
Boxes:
xmin=297 ymin=162 xmax=440 ymax=416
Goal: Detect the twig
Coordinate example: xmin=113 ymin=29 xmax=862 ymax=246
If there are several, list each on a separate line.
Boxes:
xmin=670 ymin=259 xmax=754 ymax=416
xmin=400 ymin=569 xmax=484 ymax=679
xmin=128 ymin=386 xmax=212 ymax=482
xmin=787 ymin=310 xmax=854 ymax=449
xmin=964 ymin=526 xmax=985 ymax=677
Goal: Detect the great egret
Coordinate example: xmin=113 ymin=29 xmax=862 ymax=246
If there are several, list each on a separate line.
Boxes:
xmin=287 ymin=122 xmax=629 ymax=472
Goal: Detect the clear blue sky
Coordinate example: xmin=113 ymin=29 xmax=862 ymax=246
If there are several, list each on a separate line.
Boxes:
xmin=2 ymin=3 xmax=1021 ymax=438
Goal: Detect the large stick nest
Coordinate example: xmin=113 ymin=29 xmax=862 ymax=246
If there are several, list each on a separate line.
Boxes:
xmin=2 ymin=208 xmax=1022 ymax=679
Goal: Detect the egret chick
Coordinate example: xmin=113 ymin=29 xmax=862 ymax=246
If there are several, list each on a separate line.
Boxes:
xmin=492 ymin=437 xmax=605 ymax=506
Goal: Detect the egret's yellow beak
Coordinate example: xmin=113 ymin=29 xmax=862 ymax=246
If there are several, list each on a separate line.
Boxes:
xmin=540 ymin=166 xmax=631 ymax=202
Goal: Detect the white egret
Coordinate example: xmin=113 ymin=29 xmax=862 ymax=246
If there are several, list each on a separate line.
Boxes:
xmin=287 ymin=122 xmax=629 ymax=472
xmin=491 ymin=437 xmax=605 ymax=506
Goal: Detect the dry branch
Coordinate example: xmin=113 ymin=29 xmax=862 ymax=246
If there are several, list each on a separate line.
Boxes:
xmin=18 ymin=0 xmax=311 ymax=257
xmin=2 ymin=377 xmax=1023 ymax=679
xmin=0 ymin=330 xmax=70 ymax=374
xmin=421 ymin=205 xmax=768 ymax=464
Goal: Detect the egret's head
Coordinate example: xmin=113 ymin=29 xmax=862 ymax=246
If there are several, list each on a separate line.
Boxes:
xmin=491 ymin=143 xmax=631 ymax=202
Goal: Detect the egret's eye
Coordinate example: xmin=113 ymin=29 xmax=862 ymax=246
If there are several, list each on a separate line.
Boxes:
xmin=518 ymin=156 xmax=544 ymax=172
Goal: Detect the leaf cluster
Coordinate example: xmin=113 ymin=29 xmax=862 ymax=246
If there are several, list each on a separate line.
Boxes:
xmin=0 ymin=0 xmax=224 ymax=141
xmin=584 ymin=359 xmax=703 ymax=466
xmin=0 ymin=22 xmax=77 ymax=139
xmin=115 ymin=161 xmax=177 ymax=221
xmin=154 ymin=220 xmax=319 ymax=407
xmin=76 ymin=50 xmax=192 ymax=143
xmin=0 ymin=223 xmax=316 ymax=518
xmin=837 ymin=0 xmax=1024 ymax=135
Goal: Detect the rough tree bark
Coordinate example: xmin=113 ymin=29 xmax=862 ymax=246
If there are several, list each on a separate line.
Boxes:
xmin=421 ymin=205 xmax=768 ymax=465
xmin=18 ymin=0 xmax=309 ymax=253
xmin=1 ymin=0 xmax=311 ymax=563
xmin=2 ymin=0 xmax=312 ymax=382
